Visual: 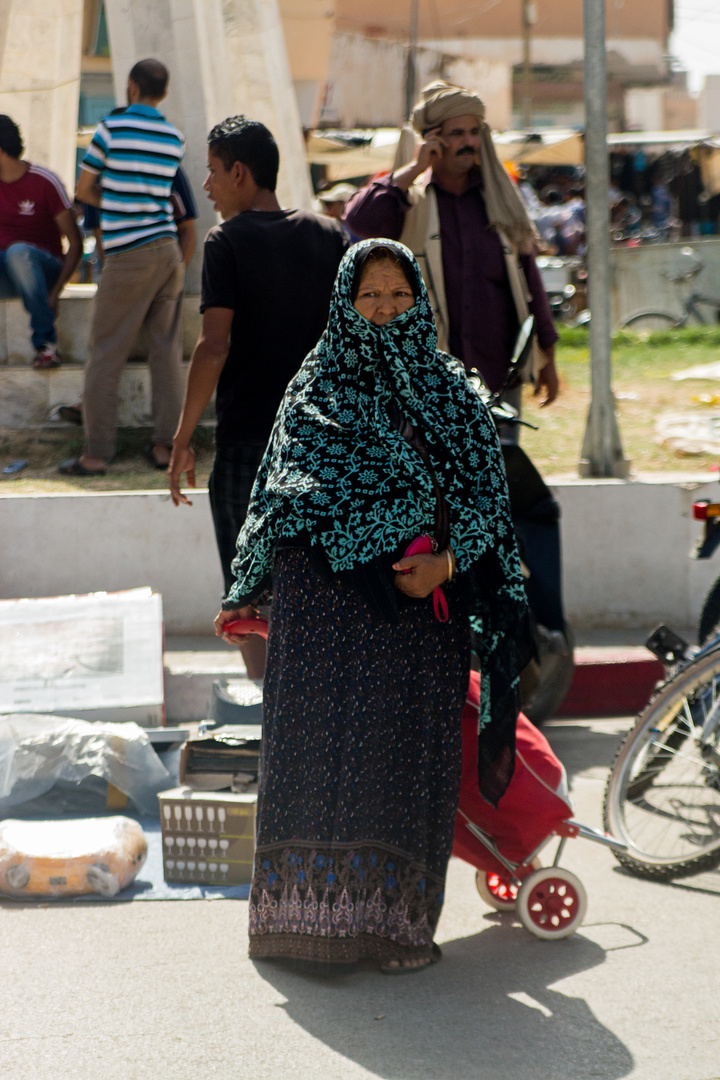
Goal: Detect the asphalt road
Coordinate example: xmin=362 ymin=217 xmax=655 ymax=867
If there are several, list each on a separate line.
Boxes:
xmin=1 ymin=717 xmax=719 ymax=1080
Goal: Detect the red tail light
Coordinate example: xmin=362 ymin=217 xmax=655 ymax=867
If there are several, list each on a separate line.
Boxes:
xmin=693 ymin=501 xmax=720 ymax=521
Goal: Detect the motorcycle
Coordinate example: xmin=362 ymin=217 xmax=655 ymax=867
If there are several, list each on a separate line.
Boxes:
xmin=690 ymin=497 xmax=720 ymax=646
xmin=536 ymin=255 xmax=584 ymax=325
xmin=468 ymin=317 xmax=575 ymax=725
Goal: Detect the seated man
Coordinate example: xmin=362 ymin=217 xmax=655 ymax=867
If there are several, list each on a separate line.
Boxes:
xmin=0 ymin=115 xmax=82 ymax=368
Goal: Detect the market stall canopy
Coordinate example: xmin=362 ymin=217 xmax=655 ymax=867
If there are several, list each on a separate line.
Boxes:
xmin=306 ymin=129 xmax=401 ymax=181
xmin=493 ymin=130 xmax=583 ymax=166
xmin=306 ymin=127 xmax=720 ymax=181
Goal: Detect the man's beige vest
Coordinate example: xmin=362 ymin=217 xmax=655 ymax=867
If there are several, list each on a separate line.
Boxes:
xmin=399 ymin=179 xmax=545 ymax=380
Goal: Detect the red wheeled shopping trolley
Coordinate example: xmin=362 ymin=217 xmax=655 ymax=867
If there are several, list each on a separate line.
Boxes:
xmin=453 ymin=671 xmax=624 ymax=939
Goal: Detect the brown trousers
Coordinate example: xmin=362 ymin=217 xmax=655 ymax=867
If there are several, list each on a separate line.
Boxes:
xmin=83 ymin=237 xmax=185 ymax=461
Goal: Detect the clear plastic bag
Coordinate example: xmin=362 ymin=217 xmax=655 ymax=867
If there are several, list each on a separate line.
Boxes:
xmin=0 ymin=714 xmax=171 ymax=816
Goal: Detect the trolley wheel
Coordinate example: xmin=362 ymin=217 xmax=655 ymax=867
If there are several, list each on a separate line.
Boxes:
xmin=516 ymin=867 xmax=587 ymax=939
xmin=474 ymin=858 xmax=541 ymax=911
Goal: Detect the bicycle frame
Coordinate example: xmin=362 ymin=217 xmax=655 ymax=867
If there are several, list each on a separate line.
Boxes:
xmin=682 ymin=292 xmax=720 ymax=326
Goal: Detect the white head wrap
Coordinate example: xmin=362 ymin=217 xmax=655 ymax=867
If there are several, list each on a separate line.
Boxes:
xmin=411 ymin=81 xmax=536 ymax=253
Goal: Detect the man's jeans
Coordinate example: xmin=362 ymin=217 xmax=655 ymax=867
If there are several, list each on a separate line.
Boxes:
xmin=0 ymin=243 xmax=62 ymax=350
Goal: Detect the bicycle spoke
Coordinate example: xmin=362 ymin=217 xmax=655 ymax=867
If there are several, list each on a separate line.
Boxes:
xmin=618 ymin=690 xmax=720 ymax=860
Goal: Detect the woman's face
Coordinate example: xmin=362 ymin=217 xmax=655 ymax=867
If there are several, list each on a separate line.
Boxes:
xmin=353 ymin=259 xmax=415 ymax=326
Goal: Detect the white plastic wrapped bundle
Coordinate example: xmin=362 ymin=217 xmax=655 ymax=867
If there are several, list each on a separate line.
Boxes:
xmin=0 ymin=816 xmax=147 ymax=898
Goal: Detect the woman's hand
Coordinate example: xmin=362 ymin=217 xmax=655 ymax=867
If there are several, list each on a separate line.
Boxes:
xmin=214 ymin=604 xmax=258 ymax=645
xmin=392 ymin=552 xmax=450 ymax=598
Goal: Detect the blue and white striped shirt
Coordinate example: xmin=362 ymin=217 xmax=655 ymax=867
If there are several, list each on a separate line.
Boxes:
xmin=83 ymin=103 xmax=184 ymax=255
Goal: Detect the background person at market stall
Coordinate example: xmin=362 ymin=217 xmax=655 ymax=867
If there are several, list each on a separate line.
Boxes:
xmin=215 ymin=239 xmax=531 ymax=972
xmin=317 ymin=182 xmax=357 ymax=221
xmin=344 ymin=81 xmax=559 ymax=416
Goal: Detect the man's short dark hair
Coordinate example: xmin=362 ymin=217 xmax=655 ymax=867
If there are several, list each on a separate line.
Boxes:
xmin=208 ymin=116 xmax=279 ymax=192
xmin=0 ymin=116 xmax=23 ymax=159
xmin=128 ymin=58 xmax=169 ymax=100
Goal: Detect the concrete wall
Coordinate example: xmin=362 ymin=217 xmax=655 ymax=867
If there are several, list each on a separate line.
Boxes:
xmin=320 ymin=33 xmax=511 ymax=130
xmin=557 ymin=475 xmax=719 ymax=631
xmin=610 ymin=239 xmax=720 ymax=327
xmin=2 ymin=476 xmax=720 ymax=635
xmin=0 ymin=0 xmax=84 ymax=196
xmin=699 ymin=74 xmax=720 ymax=133
xmin=0 ymin=490 xmax=225 ymax=634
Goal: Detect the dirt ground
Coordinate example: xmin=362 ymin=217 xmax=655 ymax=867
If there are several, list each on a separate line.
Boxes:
xmin=0 ymin=425 xmax=216 ymax=494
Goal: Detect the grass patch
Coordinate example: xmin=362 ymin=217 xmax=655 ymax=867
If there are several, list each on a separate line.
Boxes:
xmin=524 ymin=324 xmax=720 ymax=475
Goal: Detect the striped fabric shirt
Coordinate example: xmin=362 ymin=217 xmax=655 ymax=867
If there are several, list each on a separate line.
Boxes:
xmin=82 ymin=103 xmax=184 ymax=255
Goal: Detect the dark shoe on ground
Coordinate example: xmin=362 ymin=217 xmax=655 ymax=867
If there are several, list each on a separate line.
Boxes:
xmin=57 ymin=404 xmax=82 ymax=425
xmin=33 ymin=344 xmax=62 ymax=369
xmin=380 ymin=943 xmax=442 ymax=975
xmin=58 ymin=457 xmax=106 ymax=477
xmin=144 ymin=444 xmax=171 ymax=470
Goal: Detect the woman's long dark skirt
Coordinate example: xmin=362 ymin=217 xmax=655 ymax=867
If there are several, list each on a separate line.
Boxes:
xmin=248 ymin=548 xmax=470 ymax=965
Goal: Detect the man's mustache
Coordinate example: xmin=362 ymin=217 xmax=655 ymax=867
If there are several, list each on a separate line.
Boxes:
xmin=456 ymin=146 xmax=476 ymax=156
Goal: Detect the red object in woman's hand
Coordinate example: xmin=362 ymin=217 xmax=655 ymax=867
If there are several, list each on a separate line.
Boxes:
xmin=400 ymin=535 xmax=449 ymax=622
xmin=222 ymin=617 xmax=269 ymax=639
xmin=401 ymin=534 xmax=434 ymax=571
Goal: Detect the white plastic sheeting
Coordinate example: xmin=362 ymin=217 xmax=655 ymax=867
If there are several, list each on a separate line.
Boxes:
xmin=0 ymin=714 xmax=171 ymax=816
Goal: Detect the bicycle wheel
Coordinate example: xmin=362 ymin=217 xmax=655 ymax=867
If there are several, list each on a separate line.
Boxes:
xmin=698 ymin=576 xmax=720 ymax=645
xmin=603 ymin=648 xmax=720 ymax=880
xmin=620 ymin=311 xmax=681 ymax=333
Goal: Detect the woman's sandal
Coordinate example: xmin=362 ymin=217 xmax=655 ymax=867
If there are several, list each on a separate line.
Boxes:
xmin=380 ymin=943 xmax=442 ymax=975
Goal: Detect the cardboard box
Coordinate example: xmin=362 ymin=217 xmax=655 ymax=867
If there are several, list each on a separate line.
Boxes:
xmin=158 ymin=787 xmax=256 ymax=886
xmin=0 ymin=587 xmax=164 ymax=725
xmin=178 ymin=725 xmax=262 ymax=791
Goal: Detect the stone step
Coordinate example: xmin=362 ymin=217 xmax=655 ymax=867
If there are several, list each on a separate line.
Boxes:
xmin=162 ymin=636 xmax=683 ymax=724
xmin=0 ymin=285 xmax=203 ymax=428
xmin=0 ymin=360 xmax=215 ymax=429
xmin=164 ymin=637 xmax=251 ymax=724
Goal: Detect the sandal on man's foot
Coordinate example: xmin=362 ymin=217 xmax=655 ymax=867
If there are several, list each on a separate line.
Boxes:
xmin=58 ymin=457 xmax=106 ymax=477
xmin=143 ymin=444 xmax=170 ymax=471
xmin=33 ymin=345 xmax=62 ymax=369
xmin=57 ymin=404 xmax=82 ymax=425
xmin=380 ymin=943 xmax=442 ymax=975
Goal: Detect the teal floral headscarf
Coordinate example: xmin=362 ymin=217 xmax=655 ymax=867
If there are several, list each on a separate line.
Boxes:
xmin=227 ymin=239 xmax=531 ymax=804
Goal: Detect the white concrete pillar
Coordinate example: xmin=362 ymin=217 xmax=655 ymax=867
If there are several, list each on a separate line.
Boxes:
xmin=222 ymin=0 xmax=313 ymax=210
xmin=0 ymin=0 xmax=84 ymax=195
xmin=104 ymin=0 xmax=312 ymax=293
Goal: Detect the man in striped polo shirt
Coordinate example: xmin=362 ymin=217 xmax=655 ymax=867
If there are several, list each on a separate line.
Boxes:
xmin=0 ymin=115 xmax=82 ymax=369
xmin=61 ymin=58 xmax=186 ymax=476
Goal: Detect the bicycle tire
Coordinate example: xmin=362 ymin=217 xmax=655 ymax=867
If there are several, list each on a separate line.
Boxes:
xmin=603 ymin=648 xmax=720 ymax=880
xmin=620 ymin=310 xmax=681 ymax=333
xmin=698 ymin=576 xmax=720 ymax=645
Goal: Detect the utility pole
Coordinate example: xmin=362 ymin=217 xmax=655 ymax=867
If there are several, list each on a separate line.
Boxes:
xmin=578 ymin=0 xmax=629 ymax=479
xmin=405 ymin=0 xmax=420 ymax=121
xmin=521 ymin=1 xmax=535 ymax=129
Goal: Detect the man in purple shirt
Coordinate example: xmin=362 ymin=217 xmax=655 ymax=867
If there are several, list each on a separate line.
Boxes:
xmin=344 ymin=81 xmax=559 ymax=406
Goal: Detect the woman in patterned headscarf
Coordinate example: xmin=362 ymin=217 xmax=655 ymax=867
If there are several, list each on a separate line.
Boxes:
xmin=217 ymin=239 xmax=531 ymax=973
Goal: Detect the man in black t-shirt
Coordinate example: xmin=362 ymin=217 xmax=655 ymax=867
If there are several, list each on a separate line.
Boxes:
xmin=169 ymin=115 xmax=348 ymax=679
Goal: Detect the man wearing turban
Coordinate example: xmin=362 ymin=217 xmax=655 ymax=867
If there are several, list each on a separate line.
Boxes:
xmin=344 ymin=81 xmax=559 ymax=408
